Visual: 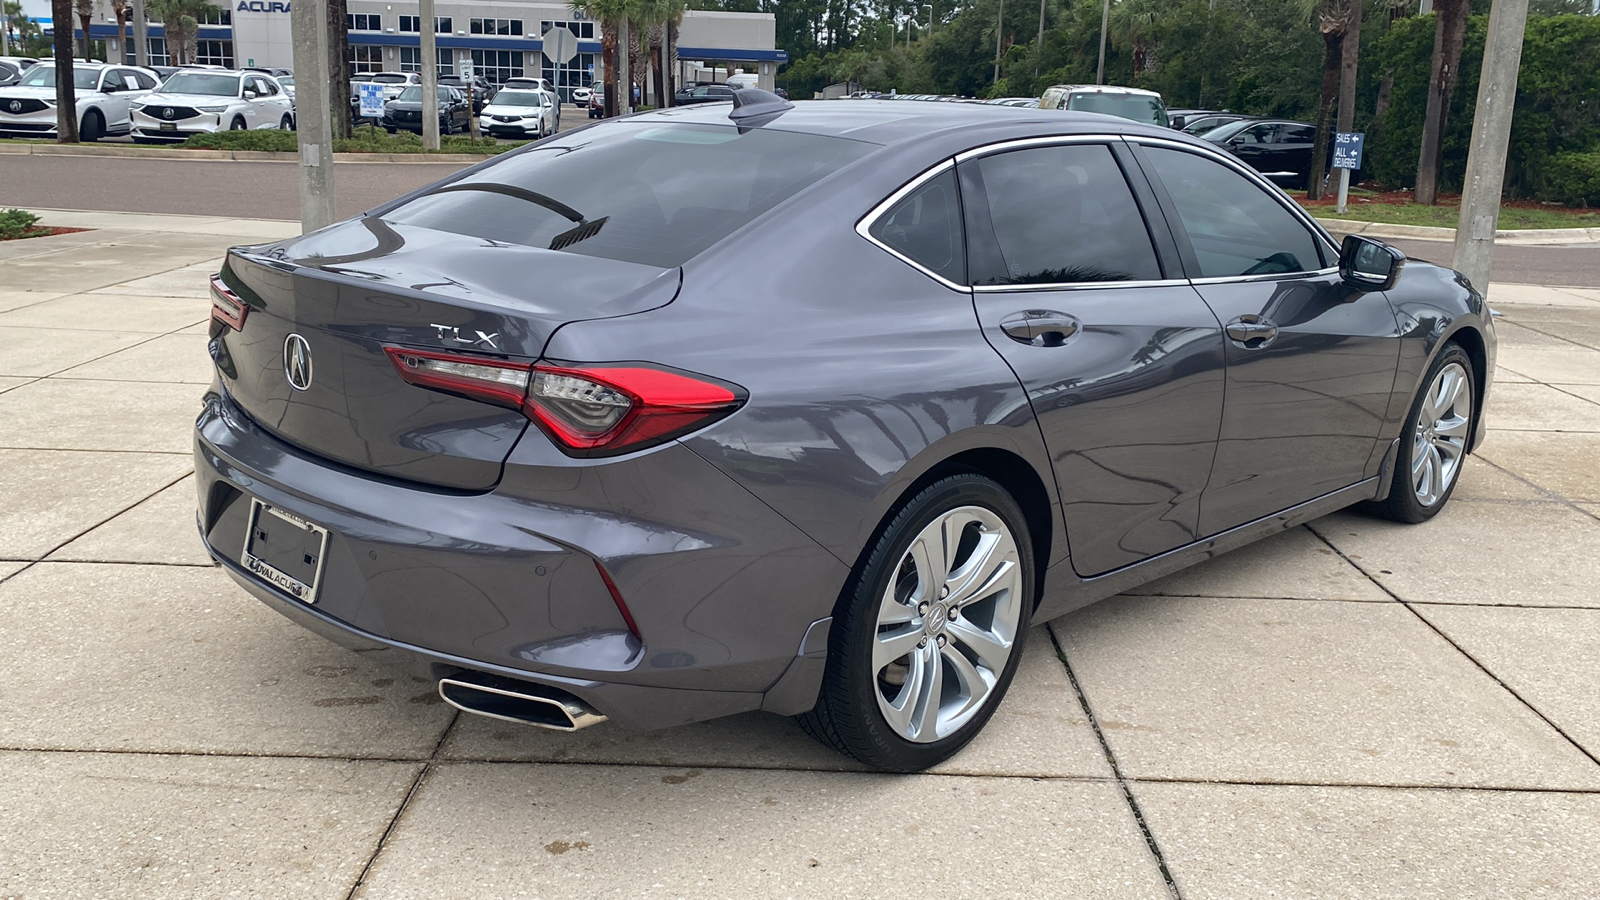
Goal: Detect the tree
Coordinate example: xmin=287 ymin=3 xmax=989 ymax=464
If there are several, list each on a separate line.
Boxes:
xmin=51 ymin=0 xmax=78 ymax=142
xmin=111 ymin=0 xmax=131 ymax=59
xmin=327 ymin=0 xmax=350 ymax=139
xmin=1306 ymin=0 xmax=1348 ymax=199
xmin=1415 ymin=0 xmax=1469 ymax=204
xmin=147 ymin=0 xmax=215 ymax=64
xmin=73 ymin=0 xmax=92 ymax=59
xmin=571 ymin=0 xmax=641 ymax=116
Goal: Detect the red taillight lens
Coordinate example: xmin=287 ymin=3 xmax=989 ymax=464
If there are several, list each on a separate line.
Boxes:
xmin=383 ymin=349 xmax=745 ymax=457
xmin=210 ymin=275 xmax=248 ymax=331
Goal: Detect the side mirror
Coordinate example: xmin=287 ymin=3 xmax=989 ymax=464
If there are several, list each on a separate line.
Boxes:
xmin=243 ymin=89 xmax=258 ymax=100
xmin=1339 ymin=234 xmax=1405 ymax=292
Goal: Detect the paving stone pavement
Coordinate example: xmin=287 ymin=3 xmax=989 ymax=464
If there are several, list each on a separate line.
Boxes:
xmin=2 ymin=214 xmax=1599 ymax=898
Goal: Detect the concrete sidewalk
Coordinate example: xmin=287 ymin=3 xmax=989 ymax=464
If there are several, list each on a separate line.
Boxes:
xmin=2 ymin=215 xmax=1599 ymax=898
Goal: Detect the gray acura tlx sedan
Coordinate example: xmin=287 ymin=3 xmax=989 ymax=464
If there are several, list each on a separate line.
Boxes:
xmin=197 ymin=91 xmax=1494 ymax=772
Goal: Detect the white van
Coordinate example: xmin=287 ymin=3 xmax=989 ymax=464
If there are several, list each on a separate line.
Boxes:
xmin=725 ymin=72 xmax=760 ymax=91
xmin=1039 ymin=85 xmax=1169 ymax=127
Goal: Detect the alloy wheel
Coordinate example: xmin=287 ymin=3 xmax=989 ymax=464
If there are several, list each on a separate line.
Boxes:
xmin=872 ymin=506 xmax=1023 ymax=743
xmin=1412 ymin=361 xmax=1471 ymax=507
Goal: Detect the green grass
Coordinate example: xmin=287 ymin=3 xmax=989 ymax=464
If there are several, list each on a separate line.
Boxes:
xmin=1296 ymin=196 xmax=1600 ymax=230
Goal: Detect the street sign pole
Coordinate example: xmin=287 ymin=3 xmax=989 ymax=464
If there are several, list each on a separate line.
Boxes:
xmin=290 ymin=0 xmax=336 ymax=232
xmin=1332 ymin=132 xmax=1365 ymax=216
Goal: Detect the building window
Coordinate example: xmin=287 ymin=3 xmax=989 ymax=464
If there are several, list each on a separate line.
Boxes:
xmin=195 ymin=40 xmax=234 ymax=68
xmin=539 ymin=20 xmax=594 ymax=39
xmin=196 ymin=7 xmax=231 ymax=25
xmin=123 ymin=36 xmax=169 ymax=66
xmin=348 ymin=45 xmax=384 ymax=73
xmin=469 ymin=17 xmax=522 ymax=36
xmin=347 ymin=13 xmax=382 ymax=31
xmin=399 ymin=15 xmax=450 ymax=33
xmin=470 ymin=49 xmax=523 ymax=85
xmin=399 ymin=47 xmax=454 ymax=77
xmin=540 ymin=51 xmax=596 ymax=102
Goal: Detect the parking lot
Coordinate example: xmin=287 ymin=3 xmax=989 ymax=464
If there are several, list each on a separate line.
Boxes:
xmin=2 ymin=208 xmax=1600 ymax=897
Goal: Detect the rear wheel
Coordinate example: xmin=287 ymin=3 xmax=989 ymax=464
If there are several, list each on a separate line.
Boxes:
xmin=279 ymin=114 xmax=293 ymax=130
xmin=798 ymin=474 xmax=1033 ymax=772
xmin=1364 ymin=342 xmax=1475 ymax=523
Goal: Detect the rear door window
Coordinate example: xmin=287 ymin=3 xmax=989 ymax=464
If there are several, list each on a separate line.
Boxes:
xmin=962 ymin=143 xmax=1162 ymax=285
xmin=867 ymin=168 xmax=964 ymax=285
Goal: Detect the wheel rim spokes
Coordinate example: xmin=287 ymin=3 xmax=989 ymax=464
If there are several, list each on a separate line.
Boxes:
xmin=1412 ymin=362 xmax=1471 ymax=507
xmin=873 ymin=505 xmax=1023 ymax=744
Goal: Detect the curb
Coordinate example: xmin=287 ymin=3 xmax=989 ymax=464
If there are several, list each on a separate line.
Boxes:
xmin=1315 ymin=216 xmax=1600 ymax=246
xmin=0 ymin=143 xmax=492 ymax=163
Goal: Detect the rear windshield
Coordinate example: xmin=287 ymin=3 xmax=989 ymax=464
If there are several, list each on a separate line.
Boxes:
xmin=1066 ymin=92 xmax=1168 ymax=127
xmin=382 ymin=122 xmax=874 ymax=268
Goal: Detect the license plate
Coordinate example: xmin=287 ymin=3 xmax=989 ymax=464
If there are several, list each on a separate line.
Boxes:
xmin=159 ymin=122 xmax=176 ymax=131
xmin=241 ymin=498 xmax=329 ymax=604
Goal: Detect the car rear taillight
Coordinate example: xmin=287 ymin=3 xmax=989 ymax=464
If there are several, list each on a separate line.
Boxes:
xmin=384 ymin=349 xmax=745 ymax=457
xmin=210 ymin=275 xmax=248 ymax=331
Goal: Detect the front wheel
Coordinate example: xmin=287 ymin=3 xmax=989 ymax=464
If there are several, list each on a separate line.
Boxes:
xmin=279 ymin=114 xmax=293 ymax=130
xmin=229 ymin=116 xmax=246 ymax=131
xmin=797 ymin=473 xmax=1034 ymax=772
xmin=79 ymin=110 xmax=104 ymax=142
xmin=1364 ymin=342 xmax=1475 ymax=523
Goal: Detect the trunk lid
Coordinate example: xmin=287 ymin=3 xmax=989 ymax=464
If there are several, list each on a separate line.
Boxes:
xmin=215 ymin=217 xmax=678 ymax=490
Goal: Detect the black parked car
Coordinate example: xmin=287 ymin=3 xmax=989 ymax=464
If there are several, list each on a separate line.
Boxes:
xmin=383 ymin=86 xmax=472 ymax=135
xmin=1201 ymin=118 xmax=1322 ymax=188
xmin=674 ymin=83 xmax=739 ymax=105
xmin=439 ymin=74 xmax=494 ymax=113
xmin=1181 ymin=112 xmax=1257 ymax=136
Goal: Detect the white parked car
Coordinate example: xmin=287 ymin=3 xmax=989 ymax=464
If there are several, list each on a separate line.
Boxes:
xmin=477 ymin=88 xmax=557 ymax=139
xmin=363 ymin=71 xmax=422 ymax=101
xmin=570 ymin=84 xmax=591 ymax=105
xmin=131 ymin=70 xmax=295 ymax=143
xmin=0 ymin=62 xmax=157 ymax=141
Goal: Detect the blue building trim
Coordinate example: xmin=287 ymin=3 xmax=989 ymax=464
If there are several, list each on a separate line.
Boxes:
xmin=675 ymin=46 xmax=788 ymax=63
xmin=86 ymin=23 xmax=234 ymax=40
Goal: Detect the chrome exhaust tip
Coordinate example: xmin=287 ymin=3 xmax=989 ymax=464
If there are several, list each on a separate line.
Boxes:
xmin=437 ymin=677 xmax=607 ymax=732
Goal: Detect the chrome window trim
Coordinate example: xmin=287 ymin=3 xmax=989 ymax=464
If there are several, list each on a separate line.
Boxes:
xmin=854 ymin=158 xmax=969 ymax=293
xmin=953 ymin=132 xmax=1123 ymax=164
xmin=1125 ymin=134 xmax=1342 ymax=262
xmin=973 ymin=278 xmax=1188 ymax=294
xmin=1188 ymin=265 xmax=1339 ymax=286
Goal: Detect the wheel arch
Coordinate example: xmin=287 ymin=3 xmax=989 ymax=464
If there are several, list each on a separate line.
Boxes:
xmin=1435 ymin=322 xmax=1490 ymax=453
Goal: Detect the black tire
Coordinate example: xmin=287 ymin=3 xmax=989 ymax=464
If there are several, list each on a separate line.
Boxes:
xmin=279 ymin=114 xmax=293 ymax=130
xmin=230 ymin=116 xmax=246 ymax=131
xmin=1363 ymin=342 xmax=1476 ymax=523
xmin=79 ymin=110 xmax=103 ymax=142
xmin=797 ymin=473 xmax=1035 ymax=772
xmin=385 ymin=126 xmax=396 ymax=134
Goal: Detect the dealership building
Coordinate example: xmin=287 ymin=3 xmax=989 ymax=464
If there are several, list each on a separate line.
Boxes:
xmin=73 ymin=1 xmax=783 ymax=101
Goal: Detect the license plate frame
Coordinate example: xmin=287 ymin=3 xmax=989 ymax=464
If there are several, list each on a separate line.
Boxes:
xmin=159 ymin=122 xmax=176 ymax=132
xmin=241 ymin=498 xmax=329 ymax=604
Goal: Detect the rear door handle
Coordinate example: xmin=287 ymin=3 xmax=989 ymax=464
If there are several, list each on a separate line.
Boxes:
xmin=1000 ymin=310 xmax=1080 ymax=347
xmin=1225 ymin=315 xmax=1279 ymax=349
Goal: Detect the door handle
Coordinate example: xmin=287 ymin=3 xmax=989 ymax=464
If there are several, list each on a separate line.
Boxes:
xmin=1000 ymin=310 xmax=1080 ymax=347
xmin=1225 ymin=315 xmax=1279 ymax=349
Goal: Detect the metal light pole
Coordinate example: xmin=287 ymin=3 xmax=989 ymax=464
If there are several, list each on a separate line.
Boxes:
xmin=1451 ymin=0 xmax=1531 ymax=299
xmin=993 ymin=0 xmax=1004 ymax=84
xmin=290 ymin=0 xmax=336 ymax=231
xmin=132 ymin=0 xmax=148 ymax=66
xmin=1035 ymin=0 xmax=1046 ymax=79
xmin=1096 ymin=0 xmax=1110 ymax=85
xmin=420 ymin=0 xmax=439 ymax=149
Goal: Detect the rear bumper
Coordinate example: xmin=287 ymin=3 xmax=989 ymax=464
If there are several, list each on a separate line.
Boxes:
xmin=194 ymin=385 xmax=848 ymax=729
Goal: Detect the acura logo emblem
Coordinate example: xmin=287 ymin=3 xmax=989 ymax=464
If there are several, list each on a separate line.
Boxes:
xmin=283 ymin=333 xmax=314 ymax=392
xmin=163 ymin=107 xmax=174 ymax=118
xmin=6 ymin=100 xmax=19 ymax=113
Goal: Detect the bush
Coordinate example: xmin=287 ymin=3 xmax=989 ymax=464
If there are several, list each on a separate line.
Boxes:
xmin=1543 ymin=150 xmax=1600 ymax=207
xmin=180 ymin=127 xmax=522 ymax=155
xmin=0 ymin=208 xmax=42 ymax=240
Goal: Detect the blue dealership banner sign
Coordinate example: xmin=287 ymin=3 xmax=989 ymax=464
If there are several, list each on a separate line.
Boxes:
xmin=1333 ymin=132 xmax=1365 ymax=170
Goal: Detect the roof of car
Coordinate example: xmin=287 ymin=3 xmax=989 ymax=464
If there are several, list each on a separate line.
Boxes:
xmin=628 ymin=98 xmax=1183 ymax=147
xmin=1045 ymin=84 xmax=1163 ymax=98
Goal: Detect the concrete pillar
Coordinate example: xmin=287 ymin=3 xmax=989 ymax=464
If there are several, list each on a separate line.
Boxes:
xmin=1451 ymin=0 xmax=1531 ymax=298
xmin=420 ymin=0 xmax=439 ymax=149
xmin=290 ymin=0 xmax=337 ymax=232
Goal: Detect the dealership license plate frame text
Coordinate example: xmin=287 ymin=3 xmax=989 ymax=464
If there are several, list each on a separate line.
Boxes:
xmin=241 ymin=498 xmax=329 ymax=604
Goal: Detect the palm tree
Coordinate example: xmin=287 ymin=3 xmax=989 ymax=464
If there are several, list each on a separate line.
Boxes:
xmin=147 ymin=0 xmax=214 ymax=64
xmin=1305 ymin=0 xmax=1351 ymax=200
xmin=111 ymin=0 xmax=130 ymax=61
xmin=570 ymin=0 xmax=640 ymax=116
xmin=73 ymin=0 xmax=92 ymax=59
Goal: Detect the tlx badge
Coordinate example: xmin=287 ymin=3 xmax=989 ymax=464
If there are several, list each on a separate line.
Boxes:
xmin=430 ymin=324 xmax=500 ymax=350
